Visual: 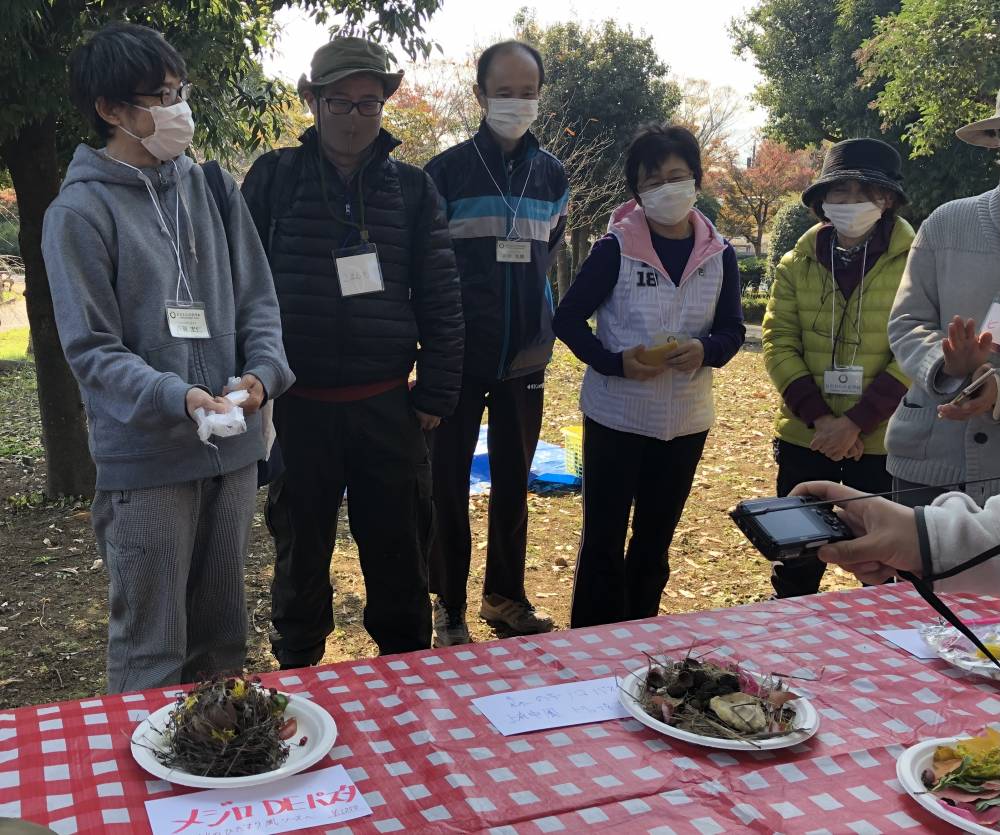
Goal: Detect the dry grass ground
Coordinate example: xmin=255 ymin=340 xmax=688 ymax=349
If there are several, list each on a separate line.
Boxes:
xmin=0 ymin=343 xmax=857 ymax=709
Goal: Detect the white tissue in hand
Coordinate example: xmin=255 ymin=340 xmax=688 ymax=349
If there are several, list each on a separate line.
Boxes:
xmin=194 ymin=389 xmax=249 ymax=443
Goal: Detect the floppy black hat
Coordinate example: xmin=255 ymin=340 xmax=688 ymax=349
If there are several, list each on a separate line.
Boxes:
xmin=801 ymin=138 xmax=908 ymax=208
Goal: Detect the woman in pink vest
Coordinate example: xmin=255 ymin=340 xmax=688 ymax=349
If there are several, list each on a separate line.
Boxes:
xmin=553 ymin=124 xmax=745 ymax=628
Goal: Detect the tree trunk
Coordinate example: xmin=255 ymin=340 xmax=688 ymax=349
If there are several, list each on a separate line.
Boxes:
xmin=556 ymin=244 xmax=571 ymax=302
xmin=2 ymin=118 xmax=96 ymax=498
xmin=570 ymin=226 xmax=589 ymax=275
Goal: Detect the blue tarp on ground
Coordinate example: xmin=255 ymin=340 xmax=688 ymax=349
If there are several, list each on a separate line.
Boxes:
xmin=469 ymin=425 xmax=581 ymax=495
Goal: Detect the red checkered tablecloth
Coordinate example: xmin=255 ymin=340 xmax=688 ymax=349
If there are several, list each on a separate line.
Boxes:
xmin=2 ymin=585 xmax=999 ymax=834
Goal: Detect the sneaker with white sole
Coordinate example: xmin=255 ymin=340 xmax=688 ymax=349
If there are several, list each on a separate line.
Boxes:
xmin=432 ymin=598 xmax=471 ymax=647
xmin=479 ymin=594 xmax=554 ymax=634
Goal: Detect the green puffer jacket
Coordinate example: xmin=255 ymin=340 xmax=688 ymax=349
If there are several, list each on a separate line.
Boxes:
xmin=762 ymin=219 xmax=914 ymax=454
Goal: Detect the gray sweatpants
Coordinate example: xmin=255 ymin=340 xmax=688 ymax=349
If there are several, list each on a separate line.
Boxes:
xmin=90 ymin=464 xmax=257 ymax=694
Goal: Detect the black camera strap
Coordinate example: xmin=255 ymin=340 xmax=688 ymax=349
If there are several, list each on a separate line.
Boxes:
xmin=734 ymin=478 xmax=1000 ymax=671
xmin=898 ymin=565 xmax=1000 ymax=673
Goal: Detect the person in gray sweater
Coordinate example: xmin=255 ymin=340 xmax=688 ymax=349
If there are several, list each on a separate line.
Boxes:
xmin=885 ymin=91 xmax=1000 ymax=508
xmin=41 ymin=23 xmax=293 ymax=693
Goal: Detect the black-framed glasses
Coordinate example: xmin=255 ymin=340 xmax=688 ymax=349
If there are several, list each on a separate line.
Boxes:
xmin=131 ymin=81 xmax=194 ymax=107
xmin=320 ymin=97 xmax=385 ymax=117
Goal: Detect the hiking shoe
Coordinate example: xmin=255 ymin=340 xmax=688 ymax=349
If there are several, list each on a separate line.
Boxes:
xmin=479 ymin=594 xmax=554 ymax=635
xmin=433 ymin=599 xmax=471 ymax=648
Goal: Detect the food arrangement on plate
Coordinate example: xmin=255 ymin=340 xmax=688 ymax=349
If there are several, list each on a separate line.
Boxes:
xmin=131 ymin=675 xmax=338 ymax=788
xmin=898 ymin=726 xmax=1000 ymax=833
xmin=924 ymin=728 xmax=1000 ymax=828
xmin=151 ymin=676 xmax=303 ymax=777
xmin=920 ymin=623 xmax=1000 ymax=680
xmin=617 ymin=653 xmax=819 ymax=750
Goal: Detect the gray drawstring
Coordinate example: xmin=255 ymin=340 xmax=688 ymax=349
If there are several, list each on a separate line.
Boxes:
xmin=173 ymin=160 xmax=199 ymax=263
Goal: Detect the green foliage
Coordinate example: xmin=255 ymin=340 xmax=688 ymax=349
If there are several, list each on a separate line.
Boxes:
xmin=0 ymin=219 xmax=19 ymax=257
xmin=766 ymin=198 xmax=816 ymax=279
xmin=741 ymin=293 xmax=768 ymax=325
xmin=516 ymin=11 xmax=682 ymax=228
xmin=695 ymin=192 xmax=721 ymax=224
xmin=737 ymin=256 xmax=767 ymax=293
xmin=858 ymin=0 xmax=1000 ymax=157
xmin=0 ymin=1 xmax=443 ymax=167
xmin=731 ymin=0 xmax=999 ymax=224
xmin=0 ymin=365 xmax=43 ymax=459
xmin=0 ymin=328 xmax=29 ymax=362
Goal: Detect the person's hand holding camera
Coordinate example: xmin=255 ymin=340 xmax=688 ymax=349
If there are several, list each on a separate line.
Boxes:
xmin=790 ymin=481 xmax=921 ymax=584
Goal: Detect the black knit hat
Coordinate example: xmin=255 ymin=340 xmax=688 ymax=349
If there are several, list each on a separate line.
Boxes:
xmin=802 ymin=138 xmax=908 ymax=209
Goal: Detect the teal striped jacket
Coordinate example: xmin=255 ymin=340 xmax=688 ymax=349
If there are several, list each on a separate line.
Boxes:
xmin=426 ymin=124 xmax=568 ymax=380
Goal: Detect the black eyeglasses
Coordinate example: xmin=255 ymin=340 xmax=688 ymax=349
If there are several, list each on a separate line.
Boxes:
xmin=131 ymin=82 xmax=194 ymax=107
xmin=320 ymin=97 xmax=385 ymax=117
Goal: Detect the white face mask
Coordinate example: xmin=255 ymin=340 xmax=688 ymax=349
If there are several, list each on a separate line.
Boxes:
xmin=120 ymin=100 xmax=195 ymax=161
xmin=822 ymin=201 xmax=883 ymax=239
xmin=485 ymin=97 xmax=539 ymax=141
xmin=639 ymin=179 xmax=697 ymax=226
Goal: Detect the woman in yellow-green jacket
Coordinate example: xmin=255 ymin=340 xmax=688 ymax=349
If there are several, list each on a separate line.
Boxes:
xmin=762 ymin=138 xmax=913 ymax=598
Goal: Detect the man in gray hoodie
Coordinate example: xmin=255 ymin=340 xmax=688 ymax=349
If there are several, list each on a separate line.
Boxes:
xmin=41 ymin=23 xmax=293 ymax=693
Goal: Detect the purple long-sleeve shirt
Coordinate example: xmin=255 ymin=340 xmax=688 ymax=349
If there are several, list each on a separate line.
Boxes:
xmin=553 ymin=232 xmax=745 ymax=376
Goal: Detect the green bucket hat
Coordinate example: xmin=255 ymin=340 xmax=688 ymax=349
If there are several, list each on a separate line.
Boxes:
xmin=297 ymin=37 xmax=404 ymax=98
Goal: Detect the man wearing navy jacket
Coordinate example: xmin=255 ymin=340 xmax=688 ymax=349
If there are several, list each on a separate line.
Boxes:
xmin=425 ymin=40 xmax=568 ymax=647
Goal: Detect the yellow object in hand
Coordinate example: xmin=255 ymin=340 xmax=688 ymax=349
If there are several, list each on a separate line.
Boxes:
xmin=637 ymin=334 xmax=684 ymax=365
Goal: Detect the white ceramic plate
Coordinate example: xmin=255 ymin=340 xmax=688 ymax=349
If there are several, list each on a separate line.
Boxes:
xmin=922 ymin=623 xmax=1000 ymax=681
xmin=131 ymin=692 xmax=338 ymax=788
xmin=617 ymin=666 xmax=819 ymax=751
xmin=896 ymin=736 xmax=1000 ymax=834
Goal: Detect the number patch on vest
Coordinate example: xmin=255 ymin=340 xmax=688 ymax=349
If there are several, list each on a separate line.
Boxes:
xmin=636 ymin=270 xmax=658 ymax=287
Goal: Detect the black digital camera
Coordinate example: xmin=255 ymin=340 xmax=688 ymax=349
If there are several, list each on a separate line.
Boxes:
xmin=730 ymin=495 xmax=855 ymax=562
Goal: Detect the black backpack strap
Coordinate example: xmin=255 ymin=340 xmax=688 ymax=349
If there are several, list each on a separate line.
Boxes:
xmin=266 ymin=147 xmax=304 ymax=253
xmin=394 ymin=159 xmax=427 ymax=233
xmin=201 ymin=160 xmax=229 ymax=228
xmin=394 ymin=160 xmax=429 ymax=287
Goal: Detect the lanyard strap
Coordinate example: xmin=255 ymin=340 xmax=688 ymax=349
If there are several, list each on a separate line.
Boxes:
xmin=105 ymin=153 xmax=194 ymax=302
xmin=829 ymin=238 xmax=867 ymax=369
xmin=472 ymin=137 xmax=534 ymax=240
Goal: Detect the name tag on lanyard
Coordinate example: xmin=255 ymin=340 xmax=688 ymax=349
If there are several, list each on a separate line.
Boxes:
xmin=824 ymin=366 xmax=864 ymax=396
xmin=165 ymin=300 xmax=211 ymax=339
xmin=333 ymin=243 xmax=385 ymax=297
xmin=496 ymin=239 xmax=532 ymax=263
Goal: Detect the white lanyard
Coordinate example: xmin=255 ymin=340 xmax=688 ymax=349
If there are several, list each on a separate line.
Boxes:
xmin=829 ymin=237 xmax=867 ymax=369
xmin=104 ymin=153 xmax=194 ymax=303
xmin=472 ymin=137 xmax=534 ymax=240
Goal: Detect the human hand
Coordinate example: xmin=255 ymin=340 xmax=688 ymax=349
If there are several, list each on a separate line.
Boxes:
xmin=810 ymin=415 xmax=861 ymax=462
xmin=185 ymin=387 xmax=231 ymax=420
xmin=223 ymin=374 xmax=265 ymax=415
xmin=415 ymin=410 xmax=441 ymax=431
xmin=665 ymin=339 xmax=705 ymax=373
xmin=790 ymin=481 xmax=921 ymax=583
xmin=622 ymin=346 xmax=669 ymax=381
xmin=942 ymin=316 xmax=993 ymax=379
xmin=938 ymin=363 xmax=998 ymax=421
xmin=845 ymin=437 xmax=865 ymax=461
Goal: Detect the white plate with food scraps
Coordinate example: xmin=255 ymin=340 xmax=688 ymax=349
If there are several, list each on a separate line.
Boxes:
xmin=921 ymin=623 xmax=1000 ymax=681
xmin=131 ymin=692 xmax=338 ymax=789
xmin=897 ymin=737 xmax=1000 ymax=834
xmin=617 ymin=666 xmax=820 ymax=751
